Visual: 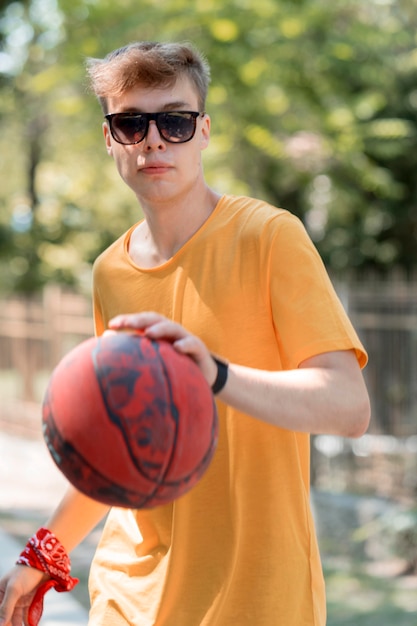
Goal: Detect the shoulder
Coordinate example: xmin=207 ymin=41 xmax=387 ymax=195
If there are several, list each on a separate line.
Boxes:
xmin=216 ymin=196 xmax=328 ymax=275
xmin=218 ymin=194 xmax=301 ymax=228
xmin=216 ymin=194 xmax=309 ymax=242
xmin=219 ymin=194 xmax=286 ymax=218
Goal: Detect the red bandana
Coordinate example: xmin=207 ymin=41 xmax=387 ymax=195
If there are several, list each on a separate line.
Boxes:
xmin=16 ymin=527 xmax=79 ymax=626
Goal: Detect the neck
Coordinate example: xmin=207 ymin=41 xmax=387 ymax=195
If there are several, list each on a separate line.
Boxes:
xmin=130 ymin=186 xmax=221 ymax=268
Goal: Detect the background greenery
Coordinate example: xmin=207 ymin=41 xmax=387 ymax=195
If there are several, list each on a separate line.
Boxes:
xmin=1 ymin=0 xmax=417 ymax=293
xmin=2 ymin=3 xmax=417 ymax=623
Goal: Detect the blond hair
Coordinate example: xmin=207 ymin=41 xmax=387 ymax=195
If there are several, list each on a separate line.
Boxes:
xmin=86 ymin=41 xmax=211 ymax=113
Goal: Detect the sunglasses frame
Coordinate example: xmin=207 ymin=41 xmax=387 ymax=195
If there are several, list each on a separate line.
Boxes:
xmin=105 ymin=111 xmax=205 ymax=145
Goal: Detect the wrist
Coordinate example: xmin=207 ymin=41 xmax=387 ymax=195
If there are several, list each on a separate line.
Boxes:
xmin=16 ymin=527 xmax=78 ymax=592
xmin=16 ymin=527 xmax=79 ymax=626
xmin=211 ymin=356 xmax=229 ymax=395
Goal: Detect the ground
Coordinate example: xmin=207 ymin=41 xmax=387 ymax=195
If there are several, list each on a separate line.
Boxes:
xmin=1 ymin=417 xmax=417 ymax=624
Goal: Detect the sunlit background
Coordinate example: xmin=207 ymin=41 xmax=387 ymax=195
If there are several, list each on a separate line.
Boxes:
xmin=1 ymin=1 xmax=417 ymax=623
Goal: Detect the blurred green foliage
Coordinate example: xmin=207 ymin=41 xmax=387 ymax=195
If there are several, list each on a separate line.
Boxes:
xmin=1 ymin=0 xmax=417 ymax=293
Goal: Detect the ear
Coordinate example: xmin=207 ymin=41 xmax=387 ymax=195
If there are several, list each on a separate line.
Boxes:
xmin=200 ymin=114 xmax=211 ymax=151
xmin=103 ymin=122 xmax=113 ymax=156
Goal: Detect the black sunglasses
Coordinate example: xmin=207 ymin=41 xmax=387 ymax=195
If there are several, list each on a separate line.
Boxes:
xmin=105 ymin=111 xmax=205 ymax=145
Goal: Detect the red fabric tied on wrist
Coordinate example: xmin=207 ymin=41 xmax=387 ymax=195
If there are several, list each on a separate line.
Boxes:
xmin=16 ymin=527 xmax=79 ymax=626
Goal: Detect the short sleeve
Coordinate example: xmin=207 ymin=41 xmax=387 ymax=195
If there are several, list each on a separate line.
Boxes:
xmin=267 ymin=214 xmax=367 ymax=370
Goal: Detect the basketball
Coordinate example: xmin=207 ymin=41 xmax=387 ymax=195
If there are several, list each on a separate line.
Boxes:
xmin=42 ymin=332 xmax=218 ymax=509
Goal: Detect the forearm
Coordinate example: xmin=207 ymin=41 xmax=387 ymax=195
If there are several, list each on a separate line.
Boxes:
xmin=0 ymin=486 xmax=108 ymax=625
xmin=45 ymin=485 xmax=110 ymax=553
xmin=217 ymin=351 xmax=370 ymax=438
xmin=107 ymin=314 xmax=370 ymax=438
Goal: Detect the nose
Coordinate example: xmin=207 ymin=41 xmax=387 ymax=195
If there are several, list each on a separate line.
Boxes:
xmin=143 ymin=120 xmax=166 ymax=151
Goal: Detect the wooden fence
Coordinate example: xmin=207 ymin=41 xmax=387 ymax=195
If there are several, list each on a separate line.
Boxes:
xmin=0 ymin=276 xmax=416 ymax=438
xmin=0 ymin=286 xmax=93 ymax=433
xmin=340 ymin=272 xmax=417 ymax=438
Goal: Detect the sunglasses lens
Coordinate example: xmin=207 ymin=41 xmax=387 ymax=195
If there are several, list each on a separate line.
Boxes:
xmin=111 ymin=115 xmax=147 ymax=144
xmin=107 ymin=112 xmax=200 ymax=145
xmin=158 ymin=112 xmax=196 ymax=143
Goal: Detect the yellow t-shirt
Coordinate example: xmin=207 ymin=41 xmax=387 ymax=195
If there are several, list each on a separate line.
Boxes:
xmin=88 ymin=194 xmax=367 ymax=626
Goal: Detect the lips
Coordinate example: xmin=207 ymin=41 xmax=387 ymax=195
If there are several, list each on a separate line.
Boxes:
xmin=139 ymin=162 xmax=172 ymax=174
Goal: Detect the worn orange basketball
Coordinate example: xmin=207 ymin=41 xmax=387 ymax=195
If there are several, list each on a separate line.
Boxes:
xmin=42 ymin=332 xmax=218 ymax=508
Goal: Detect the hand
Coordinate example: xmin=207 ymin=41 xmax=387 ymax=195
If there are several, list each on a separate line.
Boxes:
xmin=0 ymin=565 xmax=48 ymax=626
xmin=108 ymin=312 xmax=218 ymax=388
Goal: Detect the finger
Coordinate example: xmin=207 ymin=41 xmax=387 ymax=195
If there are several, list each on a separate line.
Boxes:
xmin=144 ymin=320 xmax=187 ymax=341
xmin=108 ymin=312 xmax=164 ymax=330
xmin=172 ymin=334 xmax=203 ymax=357
xmin=110 ymin=312 xmax=186 ymax=340
xmin=172 ymin=336 xmax=218 ymax=386
xmin=13 ymin=606 xmax=26 ymax=626
xmin=0 ymin=583 xmax=21 ymax=625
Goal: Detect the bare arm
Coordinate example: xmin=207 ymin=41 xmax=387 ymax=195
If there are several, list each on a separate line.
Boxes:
xmin=108 ymin=312 xmax=370 ymax=439
xmin=44 ymin=484 xmax=110 ymax=552
xmin=220 ymin=350 xmax=370 ymax=438
xmin=0 ymin=486 xmax=109 ymax=625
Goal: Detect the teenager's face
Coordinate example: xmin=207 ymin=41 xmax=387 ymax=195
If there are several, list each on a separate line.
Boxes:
xmin=103 ymin=76 xmax=211 ymax=208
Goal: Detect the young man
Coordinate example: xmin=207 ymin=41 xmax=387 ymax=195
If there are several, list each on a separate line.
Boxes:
xmin=0 ymin=41 xmax=370 ymax=626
